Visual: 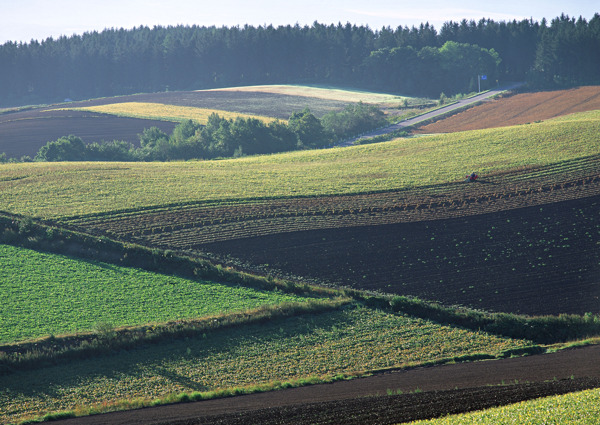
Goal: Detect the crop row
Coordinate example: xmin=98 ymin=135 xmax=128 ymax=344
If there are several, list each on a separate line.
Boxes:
xmin=0 ymin=306 xmax=531 ymax=423
xmin=201 ymin=195 xmax=600 ymax=316
xmin=67 ymin=164 xmax=600 ymax=248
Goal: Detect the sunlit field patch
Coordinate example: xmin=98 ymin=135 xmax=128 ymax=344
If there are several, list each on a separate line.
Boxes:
xmin=204 ymin=84 xmax=413 ymax=104
xmin=59 ymin=102 xmax=280 ymax=124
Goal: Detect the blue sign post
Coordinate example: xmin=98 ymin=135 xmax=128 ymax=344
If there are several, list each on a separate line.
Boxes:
xmin=478 ymin=74 xmax=487 ymax=92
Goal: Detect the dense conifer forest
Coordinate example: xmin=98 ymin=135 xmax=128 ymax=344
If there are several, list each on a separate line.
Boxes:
xmin=1 ymin=13 xmax=599 ymax=106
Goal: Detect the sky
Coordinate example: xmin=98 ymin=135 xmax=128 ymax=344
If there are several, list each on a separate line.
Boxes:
xmin=1 ymin=0 xmax=598 ymax=45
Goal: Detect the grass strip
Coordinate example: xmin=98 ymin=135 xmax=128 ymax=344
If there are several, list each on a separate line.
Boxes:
xmin=0 ymin=297 xmax=350 ymax=375
xmin=348 ymin=291 xmax=600 ymax=345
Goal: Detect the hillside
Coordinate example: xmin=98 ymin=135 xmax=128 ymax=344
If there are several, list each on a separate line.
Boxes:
xmin=0 ymin=86 xmax=360 ymax=158
xmin=1 ymin=96 xmax=600 ymax=423
xmin=415 ymin=86 xmax=600 ymax=134
xmin=1 ymin=110 xmax=599 ymax=317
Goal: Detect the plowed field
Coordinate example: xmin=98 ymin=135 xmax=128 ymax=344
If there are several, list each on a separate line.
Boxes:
xmin=415 ymin=85 xmax=600 ymax=133
xmin=0 ymin=109 xmax=177 ymax=158
xmin=66 ymin=156 xmax=600 ymax=316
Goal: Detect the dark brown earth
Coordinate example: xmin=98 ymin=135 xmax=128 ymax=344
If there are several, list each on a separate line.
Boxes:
xmin=200 ymin=194 xmax=600 ymax=316
xmin=0 ymin=109 xmax=176 ymax=158
xmin=54 ymin=344 xmax=600 ymax=424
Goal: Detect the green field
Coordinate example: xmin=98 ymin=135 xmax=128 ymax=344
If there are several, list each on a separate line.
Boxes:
xmin=0 ymin=305 xmax=531 ymax=423
xmin=0 ymin=244 xmax=312 ymax=343
xmin=408 ymin=387 xmax=600 ymax=424
xmin=0 ymin=110 xmax=599 ymax=219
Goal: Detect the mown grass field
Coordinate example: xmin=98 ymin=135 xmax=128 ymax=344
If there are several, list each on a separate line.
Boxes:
xmin=1 ymin=110 xmax=599 ymax=219
xmin=0 ymin=243 xmax=312 ymax=343
xmin=59 ymin=101 xmax=280 ymax=124
xmin=408 ymin=386 xmax=600 ymax=424
xmin=0 ymin=305 xmax=532 ymax=423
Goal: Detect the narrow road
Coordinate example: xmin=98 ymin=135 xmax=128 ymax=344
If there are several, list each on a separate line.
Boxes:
xmin=339 ymin=81 xmax=525 ymax=146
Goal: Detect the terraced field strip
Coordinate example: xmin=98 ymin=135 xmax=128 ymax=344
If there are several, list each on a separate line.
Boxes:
xmin=1 ymin=111 xmax=599 ymax=219
xmin=415 ymin=85 xmax=600 ymax=133
xmin=0 ymin=243 xmax=313 ymax=343
xmin=59 ymin=102 xmax=280 ymax=124
xmin=0 ymin=306 xmax=532 ymax=424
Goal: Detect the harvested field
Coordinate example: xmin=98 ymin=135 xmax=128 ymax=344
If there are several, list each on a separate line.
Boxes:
xmin=415 ymin=85 xmax=600 ymax=133
xmin=205 ymin=84 xmax=411 ymax=104
xmin=49 ymin=89 xmax=351 ymax=119
xmin=0 ymin=109 xmax=176 ymax=158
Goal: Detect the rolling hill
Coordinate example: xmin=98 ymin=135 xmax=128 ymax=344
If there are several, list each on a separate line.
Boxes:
xmin=1 ymin=86 xmax=599 ymax=424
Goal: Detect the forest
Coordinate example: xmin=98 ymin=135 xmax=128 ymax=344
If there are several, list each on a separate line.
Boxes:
xmin=1 ymin=13 xmax=599 ymax=107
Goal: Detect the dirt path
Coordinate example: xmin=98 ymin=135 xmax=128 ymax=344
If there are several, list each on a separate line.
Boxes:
xmin=55 ymin=344 xmax=600 ymax=425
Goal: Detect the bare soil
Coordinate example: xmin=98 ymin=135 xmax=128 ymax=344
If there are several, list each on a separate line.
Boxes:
xmin=415 ymin=86 xmax=600 ymax=134
xmin=70 ymin=159 xmax=600 ymax=316
xmin=0 ymin=110 xmax=176 ymax=158
xmin=54 ymin=344 xmax=600 ymax=425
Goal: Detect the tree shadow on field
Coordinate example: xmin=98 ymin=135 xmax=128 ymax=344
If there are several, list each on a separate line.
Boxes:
xmin=0 ymin=307 xmax=355 ymax=400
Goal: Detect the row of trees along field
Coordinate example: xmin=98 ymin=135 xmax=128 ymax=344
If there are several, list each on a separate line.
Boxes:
xmin=1 ymin=14 xmax=599 ymax=106
xmin=26 ymin=104 xmax=386 ymax=162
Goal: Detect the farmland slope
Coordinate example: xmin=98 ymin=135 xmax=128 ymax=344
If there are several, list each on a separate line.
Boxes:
xmin=0 ymin=86 xmax=356 ymax=158
xmin=1 ymin=111 xmax=599 ymax=315
xmin=415 ymin=85 xmax=600 ymax=134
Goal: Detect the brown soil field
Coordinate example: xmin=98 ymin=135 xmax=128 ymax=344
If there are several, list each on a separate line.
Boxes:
xmin=0 ymin=109 xmax=176 ymax=158
xmin=414 ymin=85 xmax=600 ymax=134
xmin=53 ymin=344 xmax=600 ymax=425
xmin=67 ymin=157 xmax=600 ymax=316
xmin=0 ymin=90 xmax=350 ymax=158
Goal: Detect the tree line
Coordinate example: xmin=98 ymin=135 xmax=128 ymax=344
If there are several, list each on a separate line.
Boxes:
xmin=1 ymin=14 xmax=598 ymax=107
xmin=18 ymin=103 xmax=386 ymax=162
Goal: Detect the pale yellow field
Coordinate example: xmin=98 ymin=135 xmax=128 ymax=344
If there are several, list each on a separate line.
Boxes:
xmin=59 ymin=102 xmax=280 ymax=124
xmin=201 ymin=85 xmax=411 ymax=104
